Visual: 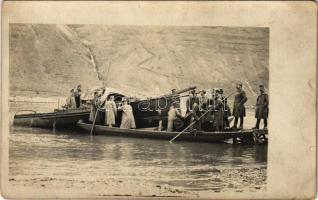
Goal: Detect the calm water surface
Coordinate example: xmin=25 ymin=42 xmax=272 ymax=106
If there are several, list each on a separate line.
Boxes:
xmin=9 ymin=125 xmax=267 ymax=195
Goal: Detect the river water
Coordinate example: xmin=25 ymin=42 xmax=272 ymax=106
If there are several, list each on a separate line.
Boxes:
xmin=8 ymin=101 xmax=267 ymax=197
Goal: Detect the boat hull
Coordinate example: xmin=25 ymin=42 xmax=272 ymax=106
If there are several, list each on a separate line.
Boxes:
xmin=77 ymin=122 xmax=267 ymax=143
xmin=13 ymin=109 xmax=90 ymax=129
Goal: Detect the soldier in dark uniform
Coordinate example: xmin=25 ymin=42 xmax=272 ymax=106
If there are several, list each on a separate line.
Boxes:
xmin=219 ymin=89 xmax=231 ymax=128
xmin=74 ymin=84 xmax=82 ymax=108
xmin=253 ymin=84 xmax=269 ymax=129
xmin=186 ymin=90 xmax=198 ymax=114
xmin=213 ymin=90 xmax=224 ymax=131
xmin=231 ymin=82 xmax=248 ymax=130
xmin=189 ymin=98 xmax=202 ymax=131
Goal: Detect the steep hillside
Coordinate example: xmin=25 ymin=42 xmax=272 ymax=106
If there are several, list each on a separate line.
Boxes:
xmin=10 ymin=24 xmax=269 ymax=104
xmin=9 ymin=24 xmax=102 ymax=97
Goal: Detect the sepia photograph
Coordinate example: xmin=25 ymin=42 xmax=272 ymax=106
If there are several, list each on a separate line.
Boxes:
xmin=1 ymin=1 xmax=316 ymax=199
xmin=8 ymin=24 xmax=269 ymax=197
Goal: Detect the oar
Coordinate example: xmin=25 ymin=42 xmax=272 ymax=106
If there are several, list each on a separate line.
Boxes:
xmin=169 ymin=110 xmax=210 ymax=143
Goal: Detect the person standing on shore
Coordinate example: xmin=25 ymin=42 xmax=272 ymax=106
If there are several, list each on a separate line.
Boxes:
xmin=105 ymin=96 xmax=117 ymax=127
xmin=253 ymin=85 xmax=269 ymax=130
xmin=231 ymin=82 xmax=248 ymax=130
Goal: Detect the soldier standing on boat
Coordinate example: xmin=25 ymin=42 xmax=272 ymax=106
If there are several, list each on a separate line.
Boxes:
xmin=253 ymin=84 xmax=269 ymax=130
xmin=167 ymin=102 xmax=184 ymax=132
xmin=66 ymin=89 xmax=76 ymax=109
xmin=105 ymin=95 xmax=117 ymax=127
xmin=189 ymin=98 xmax=202 ymax=131
xmin=231 ymin=82 xmax=248 ymax=130
xmin=213 ymin=89 xmax=224 ymax=131
xmin=120 ymin=98 xmax=136 ymax=129
xmin=198 ymin=90 xmax=208 ymax=111
xmin=74 ymin=84 xmax=82 ymax=108
xmin=219 ymin=89 xmax=231 ymax=129
xmin=89 ymin=91 xmax=101 ymax=124
xmin=186 ymin=91 xmax=194 ymax=114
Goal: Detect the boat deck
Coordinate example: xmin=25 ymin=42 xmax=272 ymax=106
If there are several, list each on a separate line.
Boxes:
xmin=78 ymin=122 xmax=268 ymax=144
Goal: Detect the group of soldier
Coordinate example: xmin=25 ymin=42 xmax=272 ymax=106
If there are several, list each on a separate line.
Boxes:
xmin=65 ymin=84 xmax=82 ymax=109
xmin=65 ymin=82 xmax=268 ymax=132
xmin=167 ymin=82 xmax=269 ymax=132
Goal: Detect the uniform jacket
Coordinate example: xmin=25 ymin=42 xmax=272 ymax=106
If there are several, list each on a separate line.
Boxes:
xmin=233 ymin=90 xmax=248 ymax=117
xmin=255 ymin=93 xmax=269 ymax=119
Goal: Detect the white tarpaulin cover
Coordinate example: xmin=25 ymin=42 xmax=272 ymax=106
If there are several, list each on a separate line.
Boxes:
xmin=80 ymin=87 xmax=125 ymax=101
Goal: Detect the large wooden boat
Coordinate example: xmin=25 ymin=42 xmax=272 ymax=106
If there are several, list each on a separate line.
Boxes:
xmin=77 ymin=121 xmax=268 ymax=144
xmin=130 ymin=86 xmax=196 ymax=128
xmin=13 ymin=108 xmax=91 ymax=129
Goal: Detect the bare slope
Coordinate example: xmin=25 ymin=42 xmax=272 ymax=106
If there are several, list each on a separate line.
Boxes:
xmin=10 ymin=24 xmax=269 ymax=104
xmin=9 ymin=24 xmax=101 ymax=97
xmin=69 ymin=25 xmax=269 ymax=99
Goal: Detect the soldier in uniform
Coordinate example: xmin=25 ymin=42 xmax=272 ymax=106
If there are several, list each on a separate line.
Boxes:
xmin=219 ymin=89 xmax=231 ymax=128
xmin=253 ymin=84 xmax=269 ymax=129
xmin=66 ymin=89 xmax=76 ymax=109
xmin=198 ymin=90 xmax=208 ymax=111
xmin=186 ymin=90 xmax=198 ymax=114
xmin=89 ymin=91 xmax=101 ymax=124
xmin=231 ymin=82 xmax=248 ymax=130
xmin=167 ymin=102 xmax=184 ymax=132
xmin=105 ymin=96 xmax=117 ymax=127
xmin=213 ymin=90 xmax=224 ymax=131
xmin=74 ymin=84 xmax=82 ymax=108
xmin=189 ymin=98 xmax=202 ymax=131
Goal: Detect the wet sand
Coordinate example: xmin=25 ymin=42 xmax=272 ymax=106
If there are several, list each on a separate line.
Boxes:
xmin=8 ymin=167 xmax=266 ymax=197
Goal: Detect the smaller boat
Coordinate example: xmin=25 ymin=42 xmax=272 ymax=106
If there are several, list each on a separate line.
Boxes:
xmin=12 ymin=87 xmax=126 ymax=129
xmin=77 ymin=121 xmax=268 ymax=144
xmin=13 ymin=108 xmax=91 ymax=129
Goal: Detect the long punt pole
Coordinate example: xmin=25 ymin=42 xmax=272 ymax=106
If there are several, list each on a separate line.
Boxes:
xmin=169 ymin=110 xmax=210 ymax=143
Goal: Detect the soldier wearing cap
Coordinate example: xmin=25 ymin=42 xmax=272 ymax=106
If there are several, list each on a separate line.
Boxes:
xmin=186 ymin=90 xmax=197 ymax=114
xmin=219 ymin=89 xmax=231 ymax=128
xmin=198 ymin=90 xmax=208 ymax=111
xmin=231 ymin=82 xmax=248 ymax=130
xmin=253 ymin=84 xmax=269 ymax=129
xmin=189 ymin=97 xmax=202 ymax=131
xmin=213 ymin=89 xmax=224 ymax=131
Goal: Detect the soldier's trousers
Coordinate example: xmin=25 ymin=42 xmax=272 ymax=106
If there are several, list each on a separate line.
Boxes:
xmin=234 ymin=116 xmax=244 ymax=128
xmin=256 ymin=118 xmax=267 ymax=129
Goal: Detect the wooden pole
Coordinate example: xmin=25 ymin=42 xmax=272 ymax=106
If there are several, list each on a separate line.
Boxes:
xmin=90 ymin=108 xmax=99 ymax=137
xmin=169 ymin=110 xmax=210 ymax=143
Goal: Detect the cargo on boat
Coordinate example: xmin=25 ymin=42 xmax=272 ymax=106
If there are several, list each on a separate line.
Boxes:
xmin=77 ymin=121 xmax=268 ymax=144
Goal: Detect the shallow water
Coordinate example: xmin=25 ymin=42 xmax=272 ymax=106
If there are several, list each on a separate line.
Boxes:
xmin=9 ymin=125 xmax=267 ymax=197
xmin=9 ymin=101 xmax=267 ymax=197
